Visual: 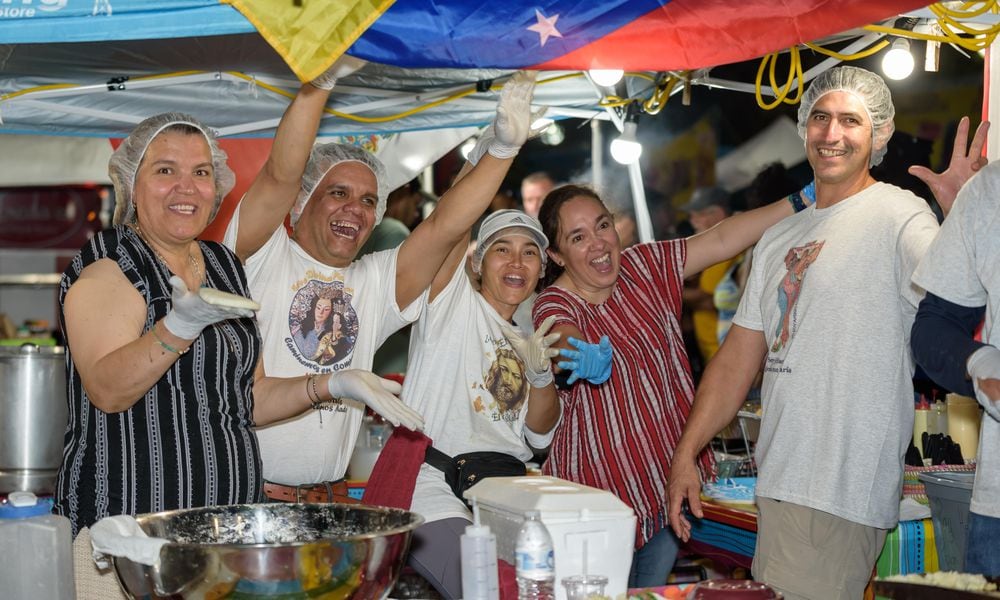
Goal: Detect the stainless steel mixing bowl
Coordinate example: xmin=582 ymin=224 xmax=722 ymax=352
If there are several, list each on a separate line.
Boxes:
xmin=112 ymin=502 xmax=424 ymax=599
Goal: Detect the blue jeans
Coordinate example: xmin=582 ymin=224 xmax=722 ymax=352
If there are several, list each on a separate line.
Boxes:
xmin=628 ymin=526 xmax=680 ymax=588
xmin=966 ymin=512 xmax=1000 ymax=576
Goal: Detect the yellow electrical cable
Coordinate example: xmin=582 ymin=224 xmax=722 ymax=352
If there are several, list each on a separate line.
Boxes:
xmin=755 ymin=46 xmax=803 ymax=110
xmin=804 ymin=40 xmax=890 ymax=61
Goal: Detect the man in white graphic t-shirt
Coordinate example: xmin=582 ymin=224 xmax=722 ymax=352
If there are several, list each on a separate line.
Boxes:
xmin=222 ymin=66 xmax=540 ymax=500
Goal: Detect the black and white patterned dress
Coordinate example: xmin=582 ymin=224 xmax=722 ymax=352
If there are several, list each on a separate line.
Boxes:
xmin=56 ymin=226 xmax=263 ymax=535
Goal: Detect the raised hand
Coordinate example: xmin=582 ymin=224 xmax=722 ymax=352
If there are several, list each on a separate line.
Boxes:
xmin=557 ymin=335 xmax=613 ymax=385
xmin=310 ymin=54 xmax=367 ymax=90
xmin=467 ymin=71 xmax=542 ymax=165
xmin=908 ymin=116 xmax=989 ymax=216
xmin=327 ymin=369 xmax=424 ymax=431
xmin=502 ymin=315 xmax=561 ymax=387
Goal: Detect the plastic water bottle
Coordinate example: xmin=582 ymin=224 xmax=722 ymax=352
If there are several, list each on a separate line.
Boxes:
xmin=461 ymin=498 xmax=499 ymax=600
xmin=515 ymin=510 xmax=554 ymax=600
xmin=0 ymin=492 xmax=75 ymax=599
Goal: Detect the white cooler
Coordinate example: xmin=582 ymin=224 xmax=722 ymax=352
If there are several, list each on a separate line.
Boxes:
xmin=464 ymin=475 xmax=636 ymax=599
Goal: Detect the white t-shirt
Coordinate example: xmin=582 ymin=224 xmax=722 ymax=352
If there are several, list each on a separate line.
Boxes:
xmin=405 ymin=264 xmax=552 ymax=523
xmin=912 ymin=163 xmax=1000 ymax=519
xmin=734 ymin=182 xmax=939 ymax=529
xmin=223 ymin=205 xmax=421 ymax=485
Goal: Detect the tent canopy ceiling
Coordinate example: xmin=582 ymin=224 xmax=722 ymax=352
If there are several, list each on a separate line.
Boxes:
xmin=0 ymin=0 xmax=953 ymax=139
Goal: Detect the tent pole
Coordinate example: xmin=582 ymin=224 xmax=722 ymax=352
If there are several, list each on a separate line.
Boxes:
xmin=628 ymin=161 xmax=653 ymax=243
xmin=591 ymin=119 xmax=604 ymax=189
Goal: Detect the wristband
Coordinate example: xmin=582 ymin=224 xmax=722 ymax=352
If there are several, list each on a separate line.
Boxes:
xmin=788 ymin=192 xmax=809 ymax=213
xmin=151 ymin=324 xmax=188 ymax=355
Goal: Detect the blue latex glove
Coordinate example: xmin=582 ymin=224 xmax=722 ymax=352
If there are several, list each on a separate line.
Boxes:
xmin=558 ymin=336 xmax=613 ymax=385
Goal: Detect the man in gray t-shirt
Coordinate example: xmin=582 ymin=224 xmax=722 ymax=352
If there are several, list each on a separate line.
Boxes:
xmin=667 ymin=66 xmax=986 ymax=600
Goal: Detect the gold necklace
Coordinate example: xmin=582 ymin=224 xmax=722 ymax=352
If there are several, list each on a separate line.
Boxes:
xmin=133 ymin=224 xmax=203 ymax=285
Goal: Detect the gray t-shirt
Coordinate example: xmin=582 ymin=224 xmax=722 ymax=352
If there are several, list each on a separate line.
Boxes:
xmin=913 ymin=162 xmax=1000 ymax=519
xmin=734 ymin=182 xmax=939 ymax=528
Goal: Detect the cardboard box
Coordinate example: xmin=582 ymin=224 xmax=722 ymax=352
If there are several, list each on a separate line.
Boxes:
xmin=465 ymin=476 xmax=636 ymax=600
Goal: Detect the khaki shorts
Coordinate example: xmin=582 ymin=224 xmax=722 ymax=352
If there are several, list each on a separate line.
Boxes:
xmin=753 ymin=497 xmax=888 ymax=600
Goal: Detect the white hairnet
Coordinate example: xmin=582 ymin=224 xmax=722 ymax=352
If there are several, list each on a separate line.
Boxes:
xmin=290 ymin=143 xmax=388 ymax=229
xmin=109 ymin=113 xmax=235 ymax=226
xmin=797 ymin=66 xmax=895 ymax=167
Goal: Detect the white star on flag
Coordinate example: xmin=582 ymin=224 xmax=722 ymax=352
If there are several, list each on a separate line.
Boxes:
xmin=527 ymin=9 xmax=563 ymax=47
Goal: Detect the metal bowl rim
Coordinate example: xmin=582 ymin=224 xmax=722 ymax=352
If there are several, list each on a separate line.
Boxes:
xmin=132 ymin=502 xmax=425 ymax=549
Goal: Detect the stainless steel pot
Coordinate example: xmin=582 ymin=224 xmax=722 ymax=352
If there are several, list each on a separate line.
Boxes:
xmin=0 ymin=344 xmax=67 ymax=494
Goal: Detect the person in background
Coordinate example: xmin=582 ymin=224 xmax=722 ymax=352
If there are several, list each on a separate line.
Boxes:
xmin=400 ymin=209 xmax=560 ymax=597
xmin=58 ymin=112 xmax=418 ymax=596
xmin=521 ymin=170 xmax=556 ymax=218
xmin=222 ymin=71 xmax=538 ymax=502
xmin=681 ymin=186 xmax=734 ymax=363
xmin=533 ymin=177 xmax=804 ymax=587
xmin=614 ymin=208 xmax=639 ymax=248
xmin=910 ymin=158 xmax=1000 ymax=577
xmin=667 ymin=67 xmax=987 ymax=599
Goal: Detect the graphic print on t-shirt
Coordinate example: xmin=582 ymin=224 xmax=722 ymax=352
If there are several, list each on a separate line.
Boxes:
xmin=286 ymin=275 xmax=359 ymax=371
xmin=771 ymin=240 xmax=825 ymax=353
xmin=473 ymin=335 xmax=528 ymax=424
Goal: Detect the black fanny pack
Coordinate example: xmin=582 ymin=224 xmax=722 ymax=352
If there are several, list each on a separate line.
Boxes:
xmin=424 ymin=446 xmax=526 ymax=506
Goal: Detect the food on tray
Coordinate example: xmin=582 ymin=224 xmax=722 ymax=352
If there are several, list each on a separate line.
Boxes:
xmin=882 ymin=571 xmax=998 ymax=592
xmin=198 ymin=288 xmax=261 ymax=311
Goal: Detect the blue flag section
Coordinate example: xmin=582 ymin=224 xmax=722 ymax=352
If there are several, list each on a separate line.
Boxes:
xmin=349 ymin=0 xmax=666 ymax=68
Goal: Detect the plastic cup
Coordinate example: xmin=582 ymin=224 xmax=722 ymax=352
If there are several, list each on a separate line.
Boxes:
xmin=561 ymin=574 xmax=609 ymax=600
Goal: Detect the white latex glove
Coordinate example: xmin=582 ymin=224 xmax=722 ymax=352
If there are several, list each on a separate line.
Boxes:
xmin=967 ymin=345 xmax=1000 ymax=421
xmin=90 ymin=515 xmax=169 ymax=569
xmin=502 ymin=315 xmax=560 ymax=388
xmin=310 ymin=54 xmax=367 ymax=90
xmin=327 ymin=369 xmax=424 ymax=431
xmin=162 ymin=276 xmax=256 ymax=340
xmin=466 ymin=71 xmax=546 ymax=164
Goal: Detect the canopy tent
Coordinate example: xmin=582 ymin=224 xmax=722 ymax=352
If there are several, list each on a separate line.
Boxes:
xmin=0 ymin=0 xmax=931 ymax=140
xmin=0 ymin=0 xmax=989 ymax=243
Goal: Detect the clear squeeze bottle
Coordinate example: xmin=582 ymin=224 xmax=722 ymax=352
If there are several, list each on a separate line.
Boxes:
xmin=460 ymin=498 xmax=499 ymax=600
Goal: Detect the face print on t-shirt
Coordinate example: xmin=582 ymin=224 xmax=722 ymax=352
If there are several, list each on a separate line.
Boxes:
xmin=475 ymin=342 xmax=528 ymax=424
xmin=287 ymin=279 xmax=359 ymax=370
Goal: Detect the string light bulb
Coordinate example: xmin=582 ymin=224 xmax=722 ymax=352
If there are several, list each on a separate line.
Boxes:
xmin=882 ymin=38 xmax=914 ymax=80
xmin=610 ymin=111 xmax=642 ymax=165
xmin=589 ymin=68 xmax=624 ymax=87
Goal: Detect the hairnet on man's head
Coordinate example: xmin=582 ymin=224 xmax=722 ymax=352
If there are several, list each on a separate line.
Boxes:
xmin=290 ymin=143 xmax=388 ymax=229
xmin=109 ymin=112 xmax=235 ymax=226
xmin=797 ymin=66 xmax=895 ymax=167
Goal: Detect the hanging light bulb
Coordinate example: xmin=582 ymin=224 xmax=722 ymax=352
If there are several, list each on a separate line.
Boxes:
xmin=610 ymin=111 xmax=642 ymax=165
xmin=882 ymin=38 xmax=914 ymax=80
xmin=589 ymin=68 xmax=625 ymax=87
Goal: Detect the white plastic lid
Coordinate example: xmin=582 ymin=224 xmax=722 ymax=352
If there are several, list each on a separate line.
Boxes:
xmin=465 ymin=476 xmax=634 ymax=521
xmin=8 ymin=491 xmax=38 ymax=508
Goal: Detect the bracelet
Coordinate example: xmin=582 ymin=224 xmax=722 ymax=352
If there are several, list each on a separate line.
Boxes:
xmin=787 ymin=192 xmax=809 ymax=213
xmin=151 ymin=324 xmax=189 ymax=355
xmin=305 ymin=375 xmax=319 ymax=408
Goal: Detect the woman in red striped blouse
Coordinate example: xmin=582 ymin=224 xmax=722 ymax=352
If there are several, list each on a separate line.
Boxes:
xmin=532 ymin=184 xmax=799 ymax=587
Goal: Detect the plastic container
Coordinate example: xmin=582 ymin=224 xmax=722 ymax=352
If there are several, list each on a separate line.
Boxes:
xmin=918 ymin=470 xmax=975 ymax=572
xmin=0 ymin=491 xmax=75 ymax=599
xmin=946 ymin=394 xmax=982 ymax=461
xmin=461 ymin=498 xmax=499 ymax=600
xmin=516 ymin=511 xmax=555 ymax=599
xmin=465 ymin=476 xmax=636 ymax=600
xmin=561 ymin=574 xmax=608 ymax=600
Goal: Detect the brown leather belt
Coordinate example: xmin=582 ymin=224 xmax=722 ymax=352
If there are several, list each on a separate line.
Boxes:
xmin=263 ymin=480 xmax=360 ymax=504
